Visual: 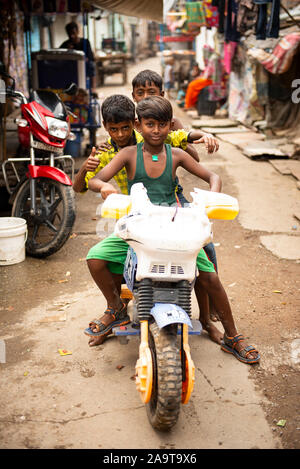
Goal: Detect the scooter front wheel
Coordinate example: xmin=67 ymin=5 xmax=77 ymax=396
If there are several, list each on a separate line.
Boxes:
xmin=12 ymin=178 xmax=75 ymax=258
xmin=146 ymin=322 xmax=182 ymax=431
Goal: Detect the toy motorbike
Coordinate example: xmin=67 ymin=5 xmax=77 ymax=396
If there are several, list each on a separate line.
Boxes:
xmin=101 ymin=183 xmax=239 ymax=431
xmin=1 ymin=72 xmax=77 ymax=258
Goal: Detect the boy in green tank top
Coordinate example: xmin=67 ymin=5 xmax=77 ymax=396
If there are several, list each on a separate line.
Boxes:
xmin=84 ymin=96 xmax=260 ymax=365
xmin=132 ymin=70 xmax=220 ymax=323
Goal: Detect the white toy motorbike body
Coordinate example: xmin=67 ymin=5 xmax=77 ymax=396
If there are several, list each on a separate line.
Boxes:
xmin=101 ymin=183 xmax=239 ymax=431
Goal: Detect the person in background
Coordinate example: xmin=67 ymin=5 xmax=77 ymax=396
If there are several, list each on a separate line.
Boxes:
xmin=176 ymin=81 xmax=189 ymax=108
xmin=184 ymin=60 xmax=214 ymax=111
xmin=60 ymin=21 xmax=97 ymax=94
xmin=163 ymin=57 xmax=175 ymax=100
xmin=189 ymin=63 xmax=202 ymax=82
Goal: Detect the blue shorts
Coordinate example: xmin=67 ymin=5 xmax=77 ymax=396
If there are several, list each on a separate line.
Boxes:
xmin=164 ymin=81 xmax=174 ymax=90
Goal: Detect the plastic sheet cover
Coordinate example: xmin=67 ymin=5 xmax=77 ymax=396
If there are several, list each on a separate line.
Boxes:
xmin=92 ymin=0 xmax=163 ymax=22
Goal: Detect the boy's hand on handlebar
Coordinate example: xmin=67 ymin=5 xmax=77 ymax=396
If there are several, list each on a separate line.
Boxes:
xmin=84 ymin=147 xmax=100 ymax=172
xmin=193 ymin=134 xmax=219 ymax=154
xmin=100 ymin=182 xmax=117 ymax=200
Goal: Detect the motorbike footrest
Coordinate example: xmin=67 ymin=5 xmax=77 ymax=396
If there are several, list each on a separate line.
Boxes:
xmin=112 ymin=319 xmax=202 ymax=336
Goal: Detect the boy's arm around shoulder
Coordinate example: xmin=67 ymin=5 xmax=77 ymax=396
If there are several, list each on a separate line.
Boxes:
xmin=174 ymin=147 xmax=222 ymax=193
xmin=167 ymin=128 xmax=199 ymax=162
xmin=188 ymin=130 xmax=219 ymax=154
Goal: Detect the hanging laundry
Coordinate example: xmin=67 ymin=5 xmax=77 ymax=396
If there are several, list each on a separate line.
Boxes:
xmin=224 ymin=41 xmax=238 ymax=74
xmin=255 ymin=63 xmax=269 ymax=104
xmin=185 ymin=2 xmax=207 ymax=32
xmin=254 ymin=0 xmax=280 ymax=40
xmin=214 ymin=0 xmax=226 ymax=34
xmin=236 ymin=0 xmax=258 ymax=34
xmin=225 ymin=0 xmax=241 ymax=43
xmin=204 ymin=0 xmax=219 ymax=28
xmin=199 ymin=45 xmax=228 ymax=102
xmin=249 ymin=65 xmax=266 ymax=121
xmin=248 ymin=32 xmax=300 ymax=74
xmin=166 ymin=10 xmax=187 ymax=33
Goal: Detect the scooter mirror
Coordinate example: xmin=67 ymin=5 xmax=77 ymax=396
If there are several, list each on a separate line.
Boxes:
xmin=0 ymin=63 xmax=15 ymax=91
xmin=63 ymin=83 xmax=78 ymax=96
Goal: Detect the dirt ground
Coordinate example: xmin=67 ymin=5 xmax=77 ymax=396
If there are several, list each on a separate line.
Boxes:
xmin=0 ymin=57 xmax=299 ymax=451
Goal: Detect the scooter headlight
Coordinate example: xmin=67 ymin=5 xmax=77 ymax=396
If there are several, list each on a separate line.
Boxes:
xmin=45 ymin=116 xmax=69 ymax=140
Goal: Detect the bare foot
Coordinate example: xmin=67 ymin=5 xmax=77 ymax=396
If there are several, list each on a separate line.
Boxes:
xmin=200 ymin=319 xmax=223 ymax=344
xmin=210 ymin=311 xmax=221 ymax=322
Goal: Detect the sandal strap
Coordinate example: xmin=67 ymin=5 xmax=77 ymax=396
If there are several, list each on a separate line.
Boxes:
xmin=224 ymin=334 xmax=245 ymax=349
xmin=241 ymin=345 xmax=259 ymax=358
xmin=88 ymin=302 xmax=126 ymax=331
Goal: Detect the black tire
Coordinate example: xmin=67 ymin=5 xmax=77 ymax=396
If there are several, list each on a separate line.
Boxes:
xmin=12 ymin=178 xmax=75 ymax=258
xmin=146 ymin=322 xmax=182 ymax=431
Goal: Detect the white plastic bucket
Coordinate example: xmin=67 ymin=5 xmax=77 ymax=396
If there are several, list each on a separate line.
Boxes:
xmin=0 ymin=217 xmax=27 ymax=266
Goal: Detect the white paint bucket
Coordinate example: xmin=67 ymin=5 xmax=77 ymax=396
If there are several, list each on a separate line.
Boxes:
xmin=0 ymin=217 xmax=27 ymax=266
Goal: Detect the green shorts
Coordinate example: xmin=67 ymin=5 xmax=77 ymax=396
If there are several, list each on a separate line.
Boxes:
xmin=86 ymin=234 xmax=216 ymax=275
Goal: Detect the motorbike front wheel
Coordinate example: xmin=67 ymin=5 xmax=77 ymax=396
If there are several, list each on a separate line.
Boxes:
xmin=146 ymin=322 xmax=182 ymax=431
xmin=12 ymin=178 xmax=75 ymax=258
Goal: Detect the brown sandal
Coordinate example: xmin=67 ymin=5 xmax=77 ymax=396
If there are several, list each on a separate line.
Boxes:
xmin=221 ymin=334 xmax=260 ymax=364
xmin=84 ymin=302 xmax=130 ymax=337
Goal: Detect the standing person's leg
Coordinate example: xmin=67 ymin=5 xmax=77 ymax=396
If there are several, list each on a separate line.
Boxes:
xmin=196 ymin=269 xmax=260 ymax=364
xmin=194 ymin=276 xmax=223 ymax=344
xmin=195 ymin=248 xmax=260 ymax=363
xmin=203 ymin=242 xmax=221 ymax=322
xmin=177 ymin=192 xmax=222 ymax=337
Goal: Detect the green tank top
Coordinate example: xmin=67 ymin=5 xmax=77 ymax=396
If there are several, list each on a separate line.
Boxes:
xmin=128 ymin=142 xmax=177 ymax=206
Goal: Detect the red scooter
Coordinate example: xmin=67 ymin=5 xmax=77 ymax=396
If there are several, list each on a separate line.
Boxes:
xmin=1 ymin=73 xmax=76 ymax=258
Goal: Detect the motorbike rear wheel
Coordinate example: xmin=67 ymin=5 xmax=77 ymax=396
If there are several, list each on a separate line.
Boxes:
xmin=12 ymin=178 xmax=75 ymax=258
xmin=146 ymin=322 xmax=182 ymax=431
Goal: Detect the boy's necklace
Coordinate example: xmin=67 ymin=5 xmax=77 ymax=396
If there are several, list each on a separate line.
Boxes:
xmin=143 ymin=145 xmax=164 ymax=162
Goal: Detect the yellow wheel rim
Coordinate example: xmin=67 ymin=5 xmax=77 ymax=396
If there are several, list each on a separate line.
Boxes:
xmin=135 ymin=321 xmax=153 ymax=404
xmin=135 ymin=345 xmax=153 ymax=404
xmin=181 ymin=324 xmax=195 ymax=404
xmin=181 ymin=346 xmax=195 ymax=404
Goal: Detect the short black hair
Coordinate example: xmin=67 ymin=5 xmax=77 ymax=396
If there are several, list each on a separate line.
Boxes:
xmin=136 ymin=96 xmax=173 ymax=123
xmin=132 ymin=70 xmax=163 ymax=92
xmin=101 ymin=95 xmax=136 ymax=124
xmin=65 ymin=22 xmax=78 ymax=35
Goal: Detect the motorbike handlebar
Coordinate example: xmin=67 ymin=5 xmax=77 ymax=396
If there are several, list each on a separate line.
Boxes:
xmin=3 ymin=88 xmax=27 ymax=104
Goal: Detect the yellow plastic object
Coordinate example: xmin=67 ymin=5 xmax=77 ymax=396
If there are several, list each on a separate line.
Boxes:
xmin=192 ymin=190 xmax=239 ymax=220
xmin=135 ymin=321 xmax=153 ymax=404
xmin=120 ymin=284 xmax=133 ymax=301
xmin=205 ymin=204 xmax=239 ymax=220
xmin=204 ymin=192 xmax=239 ymax=220
xmin=100 ymin=194 xmax=132 ymax=219
xmin=181 ymin=324 xmax=195 ymax=404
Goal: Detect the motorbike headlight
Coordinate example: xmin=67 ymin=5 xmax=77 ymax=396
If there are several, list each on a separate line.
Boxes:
xmin=45 ymin=116 xmax=69 ymax=140
xmin=68 ymin=132 xmax=77 ymax=141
